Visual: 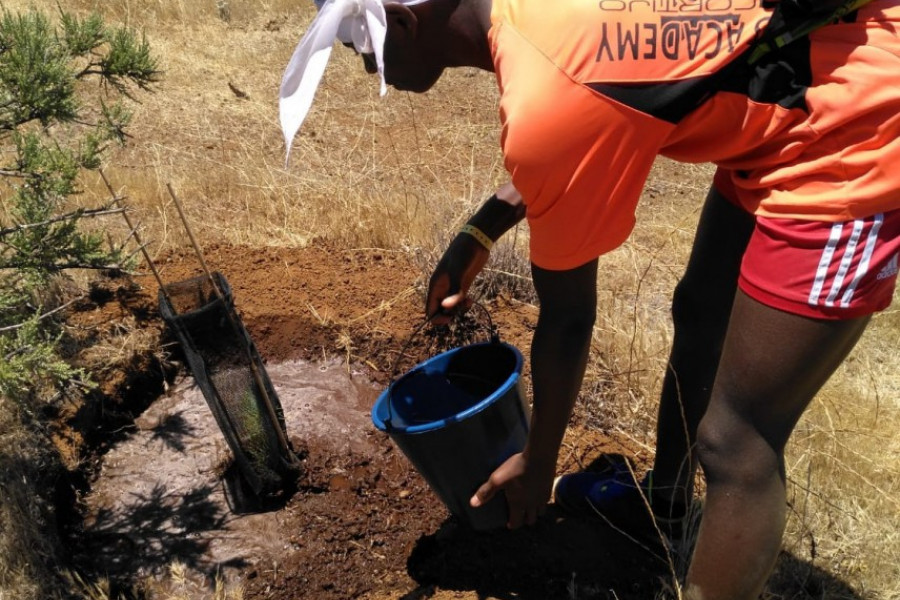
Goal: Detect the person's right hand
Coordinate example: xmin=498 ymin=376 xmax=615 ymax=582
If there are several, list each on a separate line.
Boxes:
xmin=470 ymin=451 xmax=555 ymax=529
xmin=426 ymin=232 xmax=490 ymax=325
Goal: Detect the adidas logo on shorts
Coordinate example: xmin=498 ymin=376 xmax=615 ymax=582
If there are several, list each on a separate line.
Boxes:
xmin=877 ymin=253 xmax=899 ymax=280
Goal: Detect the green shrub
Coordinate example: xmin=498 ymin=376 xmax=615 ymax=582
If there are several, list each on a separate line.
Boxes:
xmin=0 ymin=8 xmax=157 ymax=600
xmin=0 ymin=7 xmax=158 ymax=407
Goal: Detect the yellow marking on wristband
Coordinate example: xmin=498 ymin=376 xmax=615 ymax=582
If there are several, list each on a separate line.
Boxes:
xmin=459 ymin=224 xmax=493 ymax=251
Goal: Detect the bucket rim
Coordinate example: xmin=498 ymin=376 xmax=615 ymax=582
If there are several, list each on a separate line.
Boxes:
xmin=371 ymin=341 xmax=523 ymax=434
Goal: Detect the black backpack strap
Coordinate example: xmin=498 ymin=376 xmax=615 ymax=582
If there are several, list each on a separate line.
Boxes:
xmin=748 ymin=0 xmax=876 ymax=64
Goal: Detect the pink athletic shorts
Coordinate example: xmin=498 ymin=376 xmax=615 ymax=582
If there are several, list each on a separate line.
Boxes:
xmin=738 ymin=212 xmax=900 ymax=320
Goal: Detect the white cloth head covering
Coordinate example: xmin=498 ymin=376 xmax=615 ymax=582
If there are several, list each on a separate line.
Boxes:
xmin=280 ymin=0 xmax=431 ymax=165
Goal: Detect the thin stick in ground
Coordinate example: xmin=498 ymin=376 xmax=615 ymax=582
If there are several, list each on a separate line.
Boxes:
xmin=98 ymin=170 xmax=169 ymax=304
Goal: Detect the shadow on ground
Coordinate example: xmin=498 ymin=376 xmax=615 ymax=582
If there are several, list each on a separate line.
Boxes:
xmin=406 ymin=507 xmax=672 ymax=600
xmin=404 ymin=509 xmax=867 ymax=600
xmin=768 ymin=551 xmax=867 ymax=600
xmin=73 ymin=481 xmax=242 ymax=581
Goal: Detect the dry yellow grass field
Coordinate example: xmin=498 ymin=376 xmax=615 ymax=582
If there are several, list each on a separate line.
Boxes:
xmin=1 ymin=0 xmax=898 ymax=598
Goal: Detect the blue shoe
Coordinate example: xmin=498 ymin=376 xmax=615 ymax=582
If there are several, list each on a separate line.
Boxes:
xmin=553 ymin=458 xmax=688 ymax=540
xmin=552 ymin=456 xmax=640 ymax=518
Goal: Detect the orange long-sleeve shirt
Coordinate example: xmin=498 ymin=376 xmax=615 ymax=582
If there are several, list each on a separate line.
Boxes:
xmin=489 ymin=0 xmax=900 ymax=270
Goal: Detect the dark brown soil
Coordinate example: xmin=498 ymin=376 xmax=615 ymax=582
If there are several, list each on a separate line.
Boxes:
xmin=65 ymin=243 xmax=669 ymax=600
xmin=62 ymin=242 xmax=867 ymax=600
xmin=161 ymin=243 xmax=668 ymax=600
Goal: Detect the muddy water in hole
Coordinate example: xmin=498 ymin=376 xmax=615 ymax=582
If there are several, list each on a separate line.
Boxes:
xmin=74 ymin=359 xmax=380 ymax=592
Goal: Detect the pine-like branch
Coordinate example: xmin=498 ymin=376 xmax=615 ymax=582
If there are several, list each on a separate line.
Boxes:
xmin=0 ymin=295 xmax=86 ymax=334
xmin=0 ymin=206 xmax=125 ymax=237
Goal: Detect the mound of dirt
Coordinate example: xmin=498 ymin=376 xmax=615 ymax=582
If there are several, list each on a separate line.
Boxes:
xmin=66 ymin=243 xmax=671 ymax=600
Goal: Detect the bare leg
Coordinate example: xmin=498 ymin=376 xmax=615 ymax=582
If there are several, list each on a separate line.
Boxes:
xmin=651 ymin=188 xmax=755 ymax=507
xmin=684 ymin=291 xmax=870 ymax=600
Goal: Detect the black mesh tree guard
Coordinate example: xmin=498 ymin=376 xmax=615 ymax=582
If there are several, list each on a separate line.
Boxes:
xmin=158 ymin=272 xmax=299 ymax=510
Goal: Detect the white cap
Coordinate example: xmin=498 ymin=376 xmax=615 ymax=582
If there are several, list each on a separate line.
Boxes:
xmin=280 ymin=0 xmax=431 ymax=165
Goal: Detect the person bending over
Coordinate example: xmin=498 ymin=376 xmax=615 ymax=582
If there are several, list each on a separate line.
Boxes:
xmin=279 ymin=0 xmax=900 ymax=598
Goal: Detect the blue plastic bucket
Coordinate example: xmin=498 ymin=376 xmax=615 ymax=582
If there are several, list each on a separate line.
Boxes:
xmin=372 ymin=341 xmax=530 ymax=530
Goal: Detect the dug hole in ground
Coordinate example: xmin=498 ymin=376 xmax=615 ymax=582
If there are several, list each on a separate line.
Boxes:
xmin=65 ymin=243 xmax=869 ymax=600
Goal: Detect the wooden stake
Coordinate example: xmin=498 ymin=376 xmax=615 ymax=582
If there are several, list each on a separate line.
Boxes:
xmin=98 ymin=170 xmax=171 ymax=305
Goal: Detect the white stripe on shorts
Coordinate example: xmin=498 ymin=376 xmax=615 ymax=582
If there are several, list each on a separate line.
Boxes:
xmin=808 ymin=222 xmax=845 ymax=307
xmin=824 ymin=219 xmax=864 ymax=307
xmin=841 ymin=213 xmax=883 ymax=308
xmin=808 ymin=215 xmax=884 ymax=309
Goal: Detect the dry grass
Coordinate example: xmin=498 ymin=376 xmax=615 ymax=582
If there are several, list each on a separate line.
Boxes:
xmin=777 ymin=317 xmax=900 ymax=598
xmin=60 ymin=0 xmax=505 ymax=260
xmin=1 ymin=1 xmax=898 ymax=599
xmin=65 ymin=563 xmax=243 ymax=600
xmin=0 ymin=408 xmax=68 ymax=600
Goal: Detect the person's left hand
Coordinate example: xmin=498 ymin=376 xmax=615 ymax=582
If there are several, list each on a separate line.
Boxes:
xmin=426 ymin=233 xmax=490 ymax=325
xmin=470 ymin=452 xmax=555 ymax=529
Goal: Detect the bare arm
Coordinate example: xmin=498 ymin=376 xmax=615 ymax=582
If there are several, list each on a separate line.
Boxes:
xmin=526 ymin=260 xmax=598 ymax=478
xmin=426 ymin=181 xmax=525 ymax=322
xmin=471 ymin=258 xmax=598 ymax=528
xmin=467 ymin=181 xmax=525 ymax=240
